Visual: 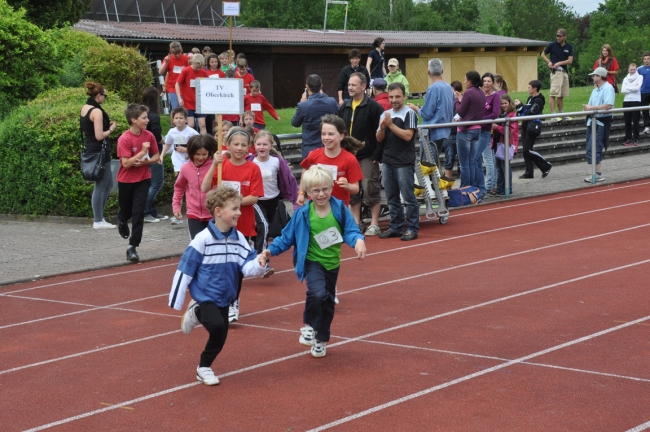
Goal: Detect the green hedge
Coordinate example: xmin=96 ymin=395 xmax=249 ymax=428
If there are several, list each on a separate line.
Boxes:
xmin=0 ymin=87 xmax=176 ymax=217
xmin=48 ymin=27 xmax=109 ymax=88
xmin=83 ymin=43 xmax=154 ymax=104
xmin=0 ymin=1 xmax=61 ymax=117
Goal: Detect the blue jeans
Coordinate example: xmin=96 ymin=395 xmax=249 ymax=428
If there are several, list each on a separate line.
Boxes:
xmin=456 ymin=129 xmax=481 ymax=188
xmin=495 ymin=158 xmax=512 ymax=194
xmin=585 ymin=123 xmax=606 ymax=165
xmin=168 ymin=92 xmax=179 ymax=109
xmin=382 ymin=163 xmax=419 ymax=234
xmin=475 ymin=131 xmax=491 ymax=196
xmin=304 ymin=260 xmax=339 ymax=342
xmin=444 ymin=134 xmax=457 ymax=172
xmin=145 ymin=162 xmax=164 ymax=216
xmin=481 ymin=135 xmax=496 ymax=191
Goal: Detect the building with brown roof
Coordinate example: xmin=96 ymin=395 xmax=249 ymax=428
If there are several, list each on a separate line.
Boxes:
xmin=74 ymin=20 xmax=547 ymax=108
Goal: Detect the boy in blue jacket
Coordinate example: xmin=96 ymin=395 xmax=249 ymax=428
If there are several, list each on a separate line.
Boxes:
xmin=262 ymin=166 xmax=366 ymax=358
xmin=169 ymin=186 xmax=266 ymax=385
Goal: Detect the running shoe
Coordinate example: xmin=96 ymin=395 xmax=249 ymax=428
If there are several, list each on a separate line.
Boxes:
xmin=299 ymin=325 xmax=316 ymax=346
xmin=584 ymin=174 xmax=605 ymax=183
xmin=228 ymin=299 xmax=239 ymax=322
xmin=126 ymin=246 xmax=139 ymax=262
xmin=364 ymin=224 xmax=381 ymax=236
xmin=170 ymin=216 xmax=183 ymax=226
xmin=143 ymin=215 xmax=160 ymax=223
xmin=181 ymin=299 xmax=199 ymax=334
xmin=311 ymin=341 xmax=327 ymax=358
xmin=196 ymin=366 xmax=220 ymax=385
xmin=93 ymin=220 xmax=116 ymax=229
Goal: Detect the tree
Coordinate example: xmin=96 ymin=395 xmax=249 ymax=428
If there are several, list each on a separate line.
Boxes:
xmin=504 ymin=0 xmax=577 ymax=41
xmin=6 ymin=0 xmax=90 ymax=29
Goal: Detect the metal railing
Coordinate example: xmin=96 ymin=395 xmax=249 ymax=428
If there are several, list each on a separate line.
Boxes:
xmin=418 ymin=105 xmax=649 ymax=197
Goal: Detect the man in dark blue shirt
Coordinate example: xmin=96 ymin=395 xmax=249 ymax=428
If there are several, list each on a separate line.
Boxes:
xmin=541 ymin=28 xmax=574 ymax=121
xmin=291 ymin=74 xmax=339 ymax=159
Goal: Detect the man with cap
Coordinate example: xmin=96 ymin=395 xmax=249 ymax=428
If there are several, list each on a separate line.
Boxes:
xmin=372 ymin=78 xmax=391 ymax=110
xmin=541 ymin=28 xmax=574 ymax=121
xmin=583 ymin=66 xmax=615 ymax=183
xmin=385 ymin=58 xmax=410 ymax=98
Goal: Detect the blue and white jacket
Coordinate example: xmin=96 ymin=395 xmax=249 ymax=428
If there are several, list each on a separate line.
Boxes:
xmin=168 ymin=221 xmax=265 ymax=310
xmin=268 ymin=197 xmax=364 ymax=282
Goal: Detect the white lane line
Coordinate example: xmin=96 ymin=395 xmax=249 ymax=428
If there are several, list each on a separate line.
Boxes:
xmin=6 ymin=195 xmax=650 ymax=297
xmin=6 ymin=222 xmax=649 ymax=332
xmin=306 ymin=313 xmax=650 ymax=432
xmin=0 ymin=294 xmax=166 ymax=330
xmin=359 ymin=339 xmax=650 ymax=384
xmin=22 ymin=258 xmax=650 ymax=430
xmin=1 ymin=331 xmax=178 ymax=375
xmin=449 ymin=179 xmax=650 ymax=219
xmin=627 ymin=420 xmax=650 ymax=432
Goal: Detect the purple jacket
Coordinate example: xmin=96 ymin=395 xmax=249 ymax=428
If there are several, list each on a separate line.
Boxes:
xmin=482 ymin=91 xmax=501 ymax=131
xmin=246 ymin=153 xmax=298 ymax=206
xmin=454 ymin=86 xmax=486 ymax=132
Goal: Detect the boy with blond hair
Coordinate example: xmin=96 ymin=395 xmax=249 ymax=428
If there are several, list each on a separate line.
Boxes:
xmin=262 ymin=166 xmax=366 ymax=358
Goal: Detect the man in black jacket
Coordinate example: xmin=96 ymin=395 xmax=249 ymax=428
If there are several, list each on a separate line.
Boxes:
xmin=338 ymin=72 xmax=384 ymax=235
xmin=337 ymin=49 xmax=371 ymax=107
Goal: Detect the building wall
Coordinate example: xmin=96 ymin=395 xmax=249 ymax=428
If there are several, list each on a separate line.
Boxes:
xmin=406 ymin=49 xmax=543 ymax=93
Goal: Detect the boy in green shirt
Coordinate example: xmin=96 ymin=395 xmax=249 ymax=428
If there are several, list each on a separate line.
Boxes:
xmin=262 ymin=166 xmax=366 ymax=358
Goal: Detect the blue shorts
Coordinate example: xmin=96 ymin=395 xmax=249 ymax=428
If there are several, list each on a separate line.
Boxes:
xmin=187 ymin=110 xmax=205 ymax=119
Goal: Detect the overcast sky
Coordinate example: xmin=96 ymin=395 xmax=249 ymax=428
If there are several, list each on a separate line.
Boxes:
xmin=563 ymin=0 xmax=602 ymax=15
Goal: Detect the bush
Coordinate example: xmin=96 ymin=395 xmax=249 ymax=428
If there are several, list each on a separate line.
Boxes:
xmin=0 ymin=87 xmax=129 ymax=217
xmin=48 ymin=27 xmax=109 ymax=88
xmin=82 ymin=43 xmax=154 ymax=104
xmin=0 ymin=1 xmax=61 ymax=115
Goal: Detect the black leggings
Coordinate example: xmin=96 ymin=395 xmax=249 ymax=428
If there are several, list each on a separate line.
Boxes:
xmin=253 ymin=196 xmax=281 ymax=254
xmin=196 ymin=302 xmax=230 ymax=368
xmin=118 ymin=179 xmax=151 ymax=247
xmin=188 ymin=218 xmax=210 ymax=240
xmin=521 ymin=124 xmax=551 ymax=176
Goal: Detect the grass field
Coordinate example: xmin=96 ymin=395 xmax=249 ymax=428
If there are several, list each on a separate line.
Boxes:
xmin=162 ymin=86 xmax=623 ymax=136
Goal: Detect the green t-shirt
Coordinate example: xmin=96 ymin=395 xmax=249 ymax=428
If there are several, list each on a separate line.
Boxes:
xmin=306 ymin=202 xmax=343 ymax=270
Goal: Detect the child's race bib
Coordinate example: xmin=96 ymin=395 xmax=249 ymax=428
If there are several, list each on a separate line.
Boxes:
xmin=261 ymin=169 xmax=272 ymax=182
xmin=251 ymin=103 xmax=262 ymax=112
xmin=173 ymin=66 xmax=183 ymax=74
xmin=222 ymin=180 xmax=241 ymax=194
xmin=314 ymin=227 xmax=343 ymax=250
xmin=317 ymin=164 xmax=338 ymax=180
xmin=190 ymin=79 xmax=197 ymax=88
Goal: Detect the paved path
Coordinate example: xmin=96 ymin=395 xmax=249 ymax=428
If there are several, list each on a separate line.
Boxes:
xmin=1 ymin=154 xmax=649 ymax=286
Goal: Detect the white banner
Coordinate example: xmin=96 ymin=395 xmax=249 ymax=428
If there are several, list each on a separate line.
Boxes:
xmin=223 ymin=2 xmax=240 ymax=16
xmin=195 ymin=78 xmax=243 ymax=115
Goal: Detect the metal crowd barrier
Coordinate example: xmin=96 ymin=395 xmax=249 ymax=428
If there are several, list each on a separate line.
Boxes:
xmin=418 ymin=105 xmax=650 ymax=197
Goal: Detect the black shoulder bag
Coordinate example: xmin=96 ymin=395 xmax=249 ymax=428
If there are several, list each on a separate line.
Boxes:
xmin=80 ymin=108 xmax=107 ymax=181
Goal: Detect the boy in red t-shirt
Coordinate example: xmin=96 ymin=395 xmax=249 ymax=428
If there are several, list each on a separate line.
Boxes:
xmin=243 ymin=80 xmax=280 ymax=130
xmin=117 ymin=104 xmax=160 ymax=262
xmin=201 ymin=127 xmax=264 ymax=323
xmin=159 ymin=41 xmax=188 ymax=109
xmin=175 ymin=54 xmax=209 ymax=134
xmin=235 ymin=58 xmax=255 ymax=96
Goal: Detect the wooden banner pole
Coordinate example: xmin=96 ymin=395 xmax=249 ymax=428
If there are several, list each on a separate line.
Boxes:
xmin=217 ymin=114 xmax=223 ymax=186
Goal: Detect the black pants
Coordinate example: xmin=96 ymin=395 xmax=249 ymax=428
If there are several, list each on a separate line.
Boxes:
xmin=253 ymin=196 xmax=281 ymax=254
xmin=118 ymin=179 xmax=150 ymax=247
xmin=196 ymin=302 xmax=229 ymax=368
xmin=623 ymin=101 xmax=641 ymax=140
xmin=521 ymin=124 xmax=551 ymax=176
xmin=641 ymin=93 xmax=650 ymax=128
xmin=303 ymin=260 xmax=339 ymax=342
xmin=188 ymin=218 xmax=210 ymax=240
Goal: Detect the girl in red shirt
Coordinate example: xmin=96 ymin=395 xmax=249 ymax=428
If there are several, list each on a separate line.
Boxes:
xmin=201 ymin=127 xmax=264 ymax=323
xmin=299 ymin=114 xmax=364 ymax=206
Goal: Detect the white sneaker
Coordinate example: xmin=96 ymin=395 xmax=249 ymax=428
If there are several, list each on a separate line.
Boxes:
xmin=364 ymin=224 xmax=381 ymax=236
xmin=334 ymin=286 xmax=339 ymax=305
xmin=311 ymin=341 xmax=327 ymax=358
xmin=228 ymin=299 xmax=239 ymax=323
xmin=170 ymin=216 xmax=183 ymax=226
xmin=181 ymin=300 xmax=199 ymax=334
xmin=196 ymin=366 xmax=220 ymax=385
xmin=143 ymin=215 xmax=160 ymax=223
xmin=584 ymin=174 xmax=605 ymax=183
xmin=643 ymin=127 xmax=650 ymax=135
xmin=93 ymin=220 xmax=116 ymax=229
xmin=299 ymin=325 xmax=316 ymax=346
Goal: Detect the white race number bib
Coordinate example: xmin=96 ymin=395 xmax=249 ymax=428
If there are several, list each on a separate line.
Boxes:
xmin=251 ymin=103 xmax=262 ymax=112
xmin=173 ymin=66 xmax=183 ymax=74
xmin=222 ymin=180 xmax=241 ymax=194
xmin=317 ymin=164 xmax=338 ymax=181
xmin=314 ymin=227 xmax=343 ymax=250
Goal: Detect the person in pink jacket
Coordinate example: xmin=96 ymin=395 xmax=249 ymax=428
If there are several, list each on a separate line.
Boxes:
xmin=173 ymin=134 xmax=219 ymax=239
xmin=491 ymin=93 xmax=519 ymax=196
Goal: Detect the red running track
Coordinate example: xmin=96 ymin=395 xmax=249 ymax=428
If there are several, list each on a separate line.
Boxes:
xmin=2 ymin=180 xmax=650 ymax=431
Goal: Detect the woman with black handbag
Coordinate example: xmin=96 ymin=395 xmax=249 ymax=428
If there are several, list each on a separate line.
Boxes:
xmin=80 ymin=82 xmax=117 ymax=229
xmin=515 ymin=80 xmax=552 ymax=179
